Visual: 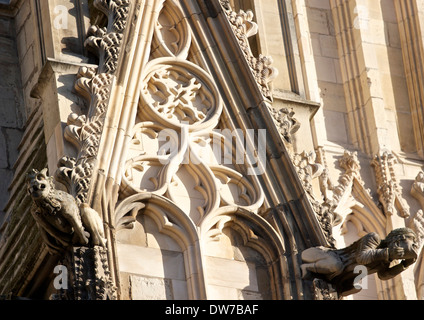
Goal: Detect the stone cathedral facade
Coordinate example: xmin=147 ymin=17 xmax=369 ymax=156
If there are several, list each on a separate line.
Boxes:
xmin=1 ymin=0 xmax=424 ymax=301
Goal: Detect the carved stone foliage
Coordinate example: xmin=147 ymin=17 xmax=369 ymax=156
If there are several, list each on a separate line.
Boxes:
xmin=312 ymin=279 xmax=338 ymax=300
xmin=57 ymin=68 xmax=114 ymax=205
xmin=86 ymin=0 xmax=130 ymax=74
xmin=52 ymin=246 xmax=116 ymax=300
xmin=291 ymin=150 xmax=338 ymax=247
xmin=57 ymin=0 xmax=130 ymax=205
xmin=299 ymin=148 xmax=422 ymax=265
xmin=410 ymin=172 xmax=424 ymax=246
xmin=218 ymin=0 xmax=278 ymax=100
xmin=411 ymin=171 xmax=424 ymax=209
xmin=328 ymin=151 xmax=378 ymax=236
xmin=85 ymin=26 xmax=123 ymax=74
xmin=292 ymin=149 xmax=391 ymax=249
xmin=331 ymin=150 xmax=364 ymax=204
xmin=292 ymin=151 xmax=324 ymax=197
xmin=269 ymin=107 xmax=300 ymax=144
xmin=120 ymin=0 xmax=264 ymax=227
xmin=371 ymin=152 xmax=409 ymax=218
xmin=47 ymin=0 xmax=130 ymax=301
xmin=409 ymin=210 xmax=424 ymax=247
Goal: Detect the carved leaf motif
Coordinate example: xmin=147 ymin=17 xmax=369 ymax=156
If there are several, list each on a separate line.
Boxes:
xmin=58 ymin=0 xmax=128 ymax=205
xmin=269 ymin=107 xmax=300 ymax=144
xmin=371 ymin=152 xmax=409 ymax=217
xmin=218 ymin=2 xmax=278 ymax=100
xmin=51 ymin=0 xmax=131 ymax=301
xmin=409 ymin=210 xmax=424 ymax=247
xmin=93 ymin=0 xmax=130 ymax=33
xmin=412 ymin=171 xmax=424 ymax=209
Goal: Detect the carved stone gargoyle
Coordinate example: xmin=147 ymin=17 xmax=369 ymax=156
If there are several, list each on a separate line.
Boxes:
xmin=26 ymin=168 xmax=106 ymax=255
xmin=301 ymin=228 xmax=419 ymax=297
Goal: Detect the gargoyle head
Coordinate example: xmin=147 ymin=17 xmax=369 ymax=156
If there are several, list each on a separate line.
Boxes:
xmin=382 ymin=228 xmax=419 ymax=261
xmin=26 ymin=168 xmax=53 ymax=200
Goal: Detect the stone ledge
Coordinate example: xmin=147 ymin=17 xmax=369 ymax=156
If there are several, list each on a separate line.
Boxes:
xmin=0 ymin=0 xmax=23 ymax=17
xmin=30 ymin=58 xmax=97 ymax=99
xmin=273 ymin=89 xmax=321 ymax=119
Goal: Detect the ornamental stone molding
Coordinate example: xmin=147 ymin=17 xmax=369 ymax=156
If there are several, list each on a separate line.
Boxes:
xmin=51 ymin=246 xmax=115 ymax=300
xmin=291 ymin=149 xmax=376 ymax=248
xmin=108 ymin=0 xmax=311 ymax=301
xmin=21 ymin=0 xmax=325 ymax=301
xmin=29 ymin=0 xmax=131 ymax=300
xmin=57 ymin=69 xmax=114 ymax=205
xmin=410 ymin=171 xmax=424 ymax=247
xmin=56 ymin=1 xmax=130 ymax=205
xmin=291 ymin=150 xmax=337 ymax=247
xmin=291 ymin=150 xmax=324 ymax=198
xmin=269 ymin=107 xmax=300 ymax=144
xmin=2 ymin=0 xmax=424 ymax=302
xmin=331 ymin=150 xmax=368 ymax=206
xmin=47 ymin=0 xmax=284 ymax=301
xmin=411 ymin=171 xmax=424 ymax=210
xmin=409 ymin=209 xmax=424 ymax=248
xmin=371 ymin=152 xmax=409 ymax=218
xmin=218 ymin=0 xmax=278 ymax=100
xmin=120 ymin=1 xmax=265 ymax=225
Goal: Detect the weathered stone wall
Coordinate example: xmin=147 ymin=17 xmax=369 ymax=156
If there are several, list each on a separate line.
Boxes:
xmin=0 ymin=10 xmax=25 ymax=225
xmin=0 ymin=0 xmax=424 ymax=301
xmin=0 ymin=0 xmax=46 ymax=225
xmin=0 ymin=0 xmax=48 ymax=297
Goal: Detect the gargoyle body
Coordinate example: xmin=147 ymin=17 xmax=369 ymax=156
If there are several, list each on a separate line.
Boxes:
xmin=301 ymin=228 xmax=419 ymax=297
xmin=26 ymin=169 xmax=106 ymax=254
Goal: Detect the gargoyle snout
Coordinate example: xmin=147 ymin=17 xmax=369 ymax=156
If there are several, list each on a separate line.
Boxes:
xmin=32 ymin=183 xmax=46 ymax=193
xmin=411 ymin=246 xmax=419 ymax=260
xmin=404 ymin=242 xmax=419 ymax=260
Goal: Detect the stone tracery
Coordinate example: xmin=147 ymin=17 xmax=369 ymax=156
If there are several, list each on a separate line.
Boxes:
xmin=120 ymin=1 xmax=264 ymax=226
